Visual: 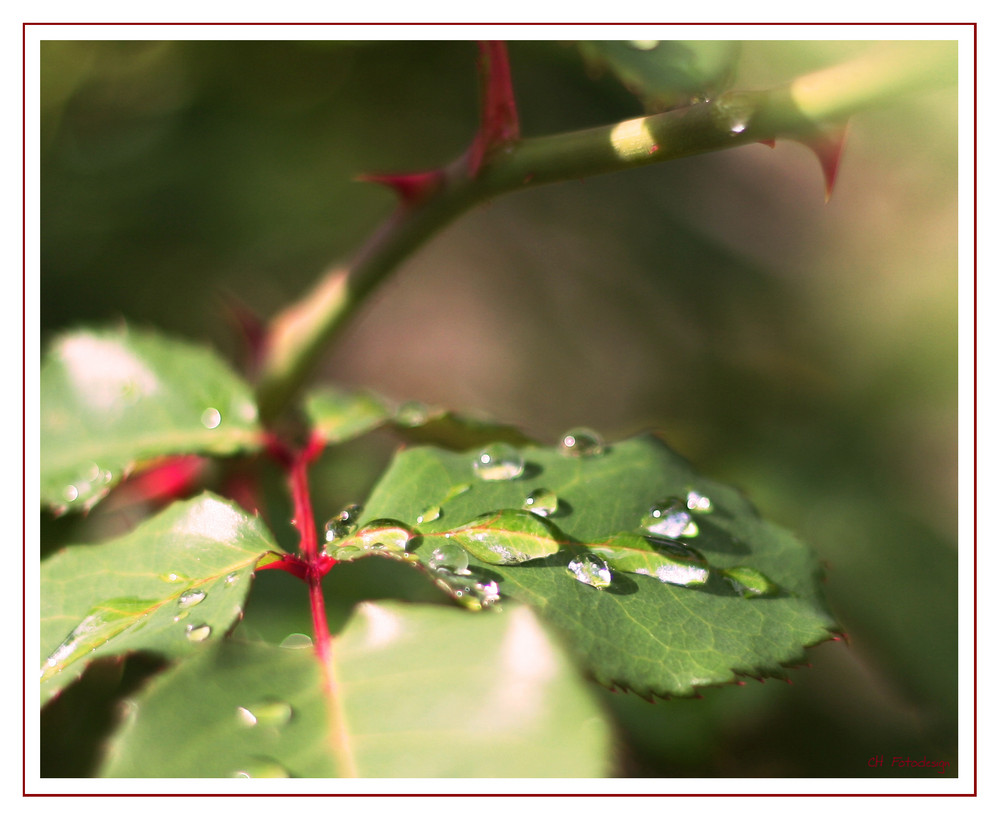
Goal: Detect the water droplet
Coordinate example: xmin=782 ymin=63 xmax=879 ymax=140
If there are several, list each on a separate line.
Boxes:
xmin=643 ymin=497 xmax=697 ymax=539
xmin=473 ymin=443 xmax=525 ymax=481
xmin=636 ymin=562 xmax=709 ymax=588
xmin=224 ymin=572 xmax=239 ymax=586
xmin=236 ymin=699 xmax=293 ymax=729
xmin=83 ymin=462 xmax=101 ymax=482
xmin=185 ymin=623 xmax=211 ymax=642
xmin=428 ymin=542 xmax=470 ymax=575
xmin=63 ymin=485 xmax=79 ymax=502
xmin=559 ymin=427 xmax=604 ymax=457
xmin=231 ymin=759 xmax=291 ymax=778
xmin=350 ymin=519 xmax=413 ymax=553
xmin=723 ymin=566 xmax=778 ymax=598
xmin=523 ymin=488 xmax=559 ymax=517
xmin=100 ymin=469 xmax=114 ymax=484
xmin=172 ymin=612 xmax=188 ymax=623
xmin=280 ymin=633 xmax=313 ymax=649
xmin=396 ymin=400 xmax=430 ymax=426
xmin=434 ymin=567 xmax=501 ymax=610
xmin=177 ymin=589 xmax=206 ymax=609
xmin=416 ymin=505 xmax=441 ymax=525
xmin=161 ymin=572 xmax=188 ymax=584
xmin=686 ymin=490 xmax=713 ymax=513
xmin=324 ymin=503 xmax=363 ymax=541
xmin=201 ymin=407 xmax=222 ymax=429
xmin=629 ymin=39 xmax=659 ymax=50
xmin=567 ymin=553 xmax=612 ymax=589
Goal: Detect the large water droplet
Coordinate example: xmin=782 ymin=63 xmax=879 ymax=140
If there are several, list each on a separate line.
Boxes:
xmin=280 ymin=633 xmax=313 ymax=649
xmin=63 ymin=484 xmax=79 ymax=503
xmin=428 ymin=542 xmax=470 ymax=575
xmin=201 ymin=407 xmax=222 ymax=429
xmin=567 ymin=553 xmax=612 ymax=589
xmin=559 ymin=427 xmax=604 ymax=457
xmin=637 ymin=562 xmax=709 ymax=588
xmin=643 ymin=497 xmax=698 ymax=538
xmin=324 ymin=503 xmax=363 ymax=542
xmin=236 ymin=699 xmax=293 ymax=729
xmin=352 ymin=519 xmax=413 ymax=553
xmin=177 ymin=589 xmax=206 ymax=609
xmin=473 ymin=443 xmax=525 ymax=481
xmin=523 ymin=488 xmax=559 ymax=517
xmin=723 ymin=566 xmax=778 ymax=598
xmin=185 ymin=623 xmax=212 ymax=642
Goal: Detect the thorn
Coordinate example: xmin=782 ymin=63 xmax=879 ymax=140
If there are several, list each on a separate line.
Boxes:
xmin=792 ymin=123 xmax=849 ymax=202
xmin=468 ymin=41 xmax=520 ymax=177
xmin=356 ymin=170 xmax=444 ymax=206
xmin=758 ymin=138 xmax=776 ymax=148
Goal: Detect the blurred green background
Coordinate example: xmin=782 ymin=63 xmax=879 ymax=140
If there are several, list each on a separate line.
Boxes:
xmin=39 ymin=39 xmax=959 ymax=778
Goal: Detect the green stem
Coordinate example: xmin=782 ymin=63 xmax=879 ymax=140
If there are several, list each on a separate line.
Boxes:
xmin=253 ymin=40 xmax=956 ymax=423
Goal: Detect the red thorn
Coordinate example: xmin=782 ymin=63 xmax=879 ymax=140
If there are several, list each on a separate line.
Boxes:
xmin=356 ymin=170 xmax=444 ymax=206
xmin=758 ymin=138 xmax=777 ymax=149
xmin=793 ymin=123 xmax=849 ymax=202
xmin=468 ymin=41 xmax=520 ymax=177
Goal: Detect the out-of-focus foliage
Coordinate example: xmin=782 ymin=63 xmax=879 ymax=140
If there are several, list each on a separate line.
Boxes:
xmin=41 ymin=40 xmax=958 ymax=777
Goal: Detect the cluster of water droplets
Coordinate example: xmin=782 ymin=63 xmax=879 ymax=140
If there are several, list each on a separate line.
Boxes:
xmin=60 ymin=460 xmax=116 ymax=511
xmin=423 ymin=541 xmax=501 ymax=610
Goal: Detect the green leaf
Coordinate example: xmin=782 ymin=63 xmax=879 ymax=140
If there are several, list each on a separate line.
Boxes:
xmin=40 ymin=493 xmax=277 ymax=706
xmin=578 ymin=40 xmax=741 ymax=111
xmin=354 ymin=434 xmax=840 ymax=697
xmin=40 ymin=326 xmax=262 ymax=513
xmin=304 ymin=386 xmax=535 ymax=449
xmin=99 ymin=602 xmax=613 ymax=777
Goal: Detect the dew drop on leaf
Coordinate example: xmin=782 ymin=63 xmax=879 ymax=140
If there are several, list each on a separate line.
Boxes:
xmin=200 ymin=407 xmax=222 ymax=429
xmin=185 ymin=623 xmax=211 ymax=642
xmin=473 ymin=443 xmax=525 ymax=480
xmin=722 ymin=566 xmax=779 ymax=598
xmin=231 ymin=759 xmax=291 ymax=778
xmin=324 ymin=503 xmax=363 ymax=541
xmin=416 ymin=505 xmax=441 ymax=525
xmin=567 ymin=553 xmax=613 ymax=589
xmin=523 ymin=488 xmax=559 ymax=517
xmin=161 ymin=572 xmax=188 ymax=584
xmin=177 ymin=589 xmax=206 ymax=609
xmin=629 ymin=39 xmax=659 ymax=50
xmin=224 ymin=572 xmax=239 ymax=586
xmin=63 ymin=485 xmax=79 ymax=502
xmin=643 ymin=497 xmax=697 ymax=538
xmin=428 ymin=542 xmax=470 ymax=575
xmin=236 ymin=699 xmax=293 ymax=729
xmin=636 ymin=562 xmax=709 ymax=588
xmin=279 ymin=633 xmax=313 ymax=649
xmin=559 ymin=427 xmax=604 ymax=457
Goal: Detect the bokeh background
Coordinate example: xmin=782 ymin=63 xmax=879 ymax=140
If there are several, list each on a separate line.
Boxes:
xmin=39 ymin=38 xmax=959 ymax=778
